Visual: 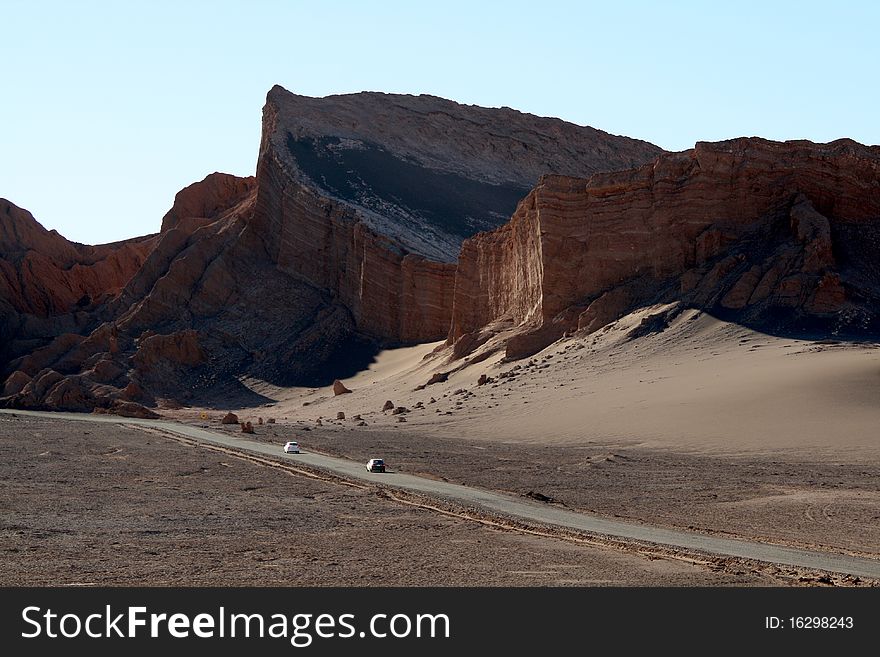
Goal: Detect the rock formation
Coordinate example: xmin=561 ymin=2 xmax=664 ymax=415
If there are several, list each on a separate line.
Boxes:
xmin=0 ymin=199 xmax=157 ymax=367
xmin=4 ymin=87 xmax=880 ymax=416
xmin=449 ymin=138 xmax=880 ymax=359
xmin=3 ymin=88 xmax=659 ymax=415
xmin=257 ymin=86 xmax=662 ymax=261
xmin=251 ymin=86 xmax=662 ymax=344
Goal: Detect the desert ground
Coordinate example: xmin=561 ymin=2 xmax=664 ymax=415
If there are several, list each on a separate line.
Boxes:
xmin=175 ymin=309 xmax=880 ymax=563
xmin=4 ymin=309 xmax=878 ymax=586
xmin=1 ymin=413 xmax=780 ymax=586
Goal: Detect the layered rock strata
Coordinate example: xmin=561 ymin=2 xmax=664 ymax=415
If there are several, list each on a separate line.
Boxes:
xmin=449 ymin=138 xmax=880 ymax=359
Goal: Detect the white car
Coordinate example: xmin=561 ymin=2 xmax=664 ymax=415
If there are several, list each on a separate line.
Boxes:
xmin=365 ymin=458 xmax=385 ymax=473
xmin=283 ymin=441 xmax=300 ymax=454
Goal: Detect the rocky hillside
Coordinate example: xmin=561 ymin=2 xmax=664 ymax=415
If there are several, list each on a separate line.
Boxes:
xmin=1 ymin=87 xmax=663 ymax=414
xmin=0 ymin=200 xmax=157 ymax=369
xmin=449 ymin=138 xmax=880 ymax=360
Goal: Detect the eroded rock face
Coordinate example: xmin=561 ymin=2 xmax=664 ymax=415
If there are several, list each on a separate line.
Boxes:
xmin=450 ymin=138 xmax=880 ymax=359
xmin=6 ymin=90 xmax=880 ymax=415
xmin=259 ymin=86 xmax=662 ymax=262
xmin=1 ymin=88 xmax=665 ymax=414
xmin=160 ymin=173 xmax=257 ymax=233
xmin=0 ymin=199 xmax=157 ymax=370
xmin=132 ymin=330 xmax=206 ymax=371
xmin=252 ymin=86 xmax=662 ymax=343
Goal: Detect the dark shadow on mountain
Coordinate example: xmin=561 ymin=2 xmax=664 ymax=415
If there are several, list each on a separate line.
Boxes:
xmin=287 ymin=134 xmax=529 ymax=238
xmin=290 ymin=332 xmax=381 ymax=388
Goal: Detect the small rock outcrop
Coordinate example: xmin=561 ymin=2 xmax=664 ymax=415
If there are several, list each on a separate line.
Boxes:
xmin=333 ymin=379 xmax=352 ymax=395
xmin=426 ymin=372 xmax=448 ymax=385
xmin=382 ymin=400 xmax=395 ymax=412
xmin=113 ymin=401 xmax=160 ymax=419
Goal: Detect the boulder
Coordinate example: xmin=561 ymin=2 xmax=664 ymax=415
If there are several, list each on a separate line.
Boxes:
xmin=2 ymin=371 xmax=31 ymax=397
xmin=221 ymin=412 xmax=239 ymax=425
xmin=114 ymin=401 xmax=160 ymax=419
xmin=426 ymin=372 xmax=448 ymax=385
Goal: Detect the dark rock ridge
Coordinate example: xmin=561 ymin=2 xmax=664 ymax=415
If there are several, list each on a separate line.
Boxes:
xmin=2 ymin=88 xmax=662 ymax=414
xmin=449 ymin=138 xmax=880 ymax=360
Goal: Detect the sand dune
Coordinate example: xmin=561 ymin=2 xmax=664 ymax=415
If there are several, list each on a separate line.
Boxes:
xmin=236 ymin=308 xmax=880 ymax=462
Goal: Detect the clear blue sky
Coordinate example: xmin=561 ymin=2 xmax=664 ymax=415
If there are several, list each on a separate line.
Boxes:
xmin=2 ymin=0 xmax=877 ymax=244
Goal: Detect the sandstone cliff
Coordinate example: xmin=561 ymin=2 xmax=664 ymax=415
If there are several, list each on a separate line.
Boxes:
xmin=251 ymin=86 xmax=662 ymax=344
xmin=258 ymin=86 xmax=663 ymax=262
xmin=449 ymin=138 xmax=880 ymax=359
xmin=6 ymin=89 xmax=879 ymax=418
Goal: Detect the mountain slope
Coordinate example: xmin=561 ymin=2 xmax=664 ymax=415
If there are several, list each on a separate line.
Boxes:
xmin=1 ymin=88 xmax=664 ymax=413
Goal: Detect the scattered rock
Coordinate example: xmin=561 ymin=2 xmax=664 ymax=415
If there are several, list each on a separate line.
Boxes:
xmin=267 ymin=418 xmax=276 ymax=424
xmin=357 ymin=421 xmax=367 ymax=426
xmin=336 ymin=411 xmax=345 ymax=420
xmin=397 ymin=416 xmax=407 ymax=422
xmin=114 ymin=401 xmax=160 ymax=419
xmin=382 ymin=400 xmax=395 ymax=412
xmin=258 ymin=417 xmax=264 ymax=425
xmin=240 ymin=421 xmax=254 ymax=434
xmin=221 ymin=412 xmax=239 ymax=425
xmin=524 ymin=490 xmax=555 ymax=503
xmin=426 ymin=372 xmax=448 ymax=385
xmin=477 ymin=374 xmax=494 ymax=386
xmin=391 ymin=406 xmax=409 ymax=415
xmin=333 ymin=379 xmax=352 ymax=395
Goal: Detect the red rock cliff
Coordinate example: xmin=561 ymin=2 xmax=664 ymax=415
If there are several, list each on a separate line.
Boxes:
xmin=449 ymin=138 xmax=880 ymax=358
xmin=250 ymin=86 xmax=662 ymax=344
xmin=0 ymin=200 xmax=157 ymax=317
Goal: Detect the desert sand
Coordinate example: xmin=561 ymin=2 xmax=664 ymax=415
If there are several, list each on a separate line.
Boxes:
xmin=0 ymin=413 xmax=781 ymax=586
xmin=226 ymin=307 xmax=880 ymax=458
xmin=172 ymin=308 xmax=879 ymax=566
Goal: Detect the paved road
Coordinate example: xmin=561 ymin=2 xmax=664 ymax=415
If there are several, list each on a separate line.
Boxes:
xmin=4 ymin=408 xmax=880 ymax=579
